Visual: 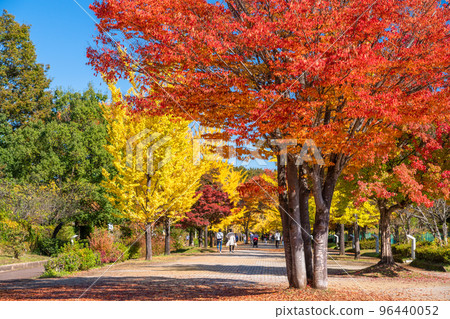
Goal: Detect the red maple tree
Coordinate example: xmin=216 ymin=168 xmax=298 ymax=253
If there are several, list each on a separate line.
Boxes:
xmin=88 ymin=0 xmax=449 ymax=289
xmin=354 ymin=122 xmax=450 ymax=263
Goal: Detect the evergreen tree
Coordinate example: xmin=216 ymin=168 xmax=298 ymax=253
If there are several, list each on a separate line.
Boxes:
xmin=0 ymin=10 xmax=52 ymax=129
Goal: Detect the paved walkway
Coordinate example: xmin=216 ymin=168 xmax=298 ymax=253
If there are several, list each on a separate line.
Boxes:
xmin=0 ymin=265 xmax=45 ymax=281
xmin=0 ymin=243 xmax=448 ymax=300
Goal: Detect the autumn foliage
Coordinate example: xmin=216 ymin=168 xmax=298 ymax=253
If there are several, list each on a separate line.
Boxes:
xmin=88 ymin=0 xmax=450 ymax=289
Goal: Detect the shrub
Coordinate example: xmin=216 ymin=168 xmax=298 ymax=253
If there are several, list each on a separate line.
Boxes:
xmin=36 ymin=237 xmax=67 ymax=256
xmin=55 ymin=224 xmax=76 ymax=241
xmin=392 ymin=241 xmax=434 ymax=259
xmin=43 ymin=243 xmax=100 ymax=277
xmin=392 ymin=243 xmax=412 ymax=258
xmin=114 ymin=242 xmax=130 ymax=261
xmin=416 ymin=245 xmax=450 ymax=264
xmin=171 ymin=228 xmax=185 ymax=251
xmin=89 ymin=228 xmax=123 ymax=263
xmin=360 ymin=239 xmax=376 ymax=250
xmin=127 ymin=241 xmax=141 ymax=259
xmin=0 ymin=218 xmax=28 ymax=258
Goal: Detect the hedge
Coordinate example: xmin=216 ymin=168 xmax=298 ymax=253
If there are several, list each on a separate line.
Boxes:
xmin=360 ymin=239 xmax=376 ymax=250
xmin=416 ymin=245 xmax=450 ymax=264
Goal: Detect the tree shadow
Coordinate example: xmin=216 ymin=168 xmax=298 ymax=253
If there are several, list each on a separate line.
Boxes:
xmin=158 ymin=263 xmax=287 ymax=277
xmin=0 ymin=276 xmax=277 ymax=301
xmin=352 ymin=263 xmax=411 ymax=278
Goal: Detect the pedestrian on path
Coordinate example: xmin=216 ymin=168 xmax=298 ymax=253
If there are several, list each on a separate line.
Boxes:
xmin=226 ymin=229 xmax=236 ymax=253
xmin=216 ymin=229 xmax=224 ymax=253
xmin=252 ymin=233 xmax=259 ymax=247
xmin=274 ymin=230 xmax=281 ymax=248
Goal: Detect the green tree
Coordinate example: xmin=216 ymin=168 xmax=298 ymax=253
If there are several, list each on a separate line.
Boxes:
xmin=0 ymin=10 xmax=52 ymax=129
xmin=0 ymin=85 xmax=110 ymax=184
xmin=0 ymin=86 xmax=116 ymax=237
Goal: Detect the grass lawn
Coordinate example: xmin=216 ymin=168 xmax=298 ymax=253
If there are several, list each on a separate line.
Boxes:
xmin=0 ymin=253 xmax=48 ymax=266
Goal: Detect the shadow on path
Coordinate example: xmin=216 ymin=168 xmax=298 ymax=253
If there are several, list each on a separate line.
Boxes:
xmin=0 ymin=276 xmax=277 ymax=301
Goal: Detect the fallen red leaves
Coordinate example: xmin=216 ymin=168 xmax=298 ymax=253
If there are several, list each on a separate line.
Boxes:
xmin=0 ymin=279 xmax=393 ymax=301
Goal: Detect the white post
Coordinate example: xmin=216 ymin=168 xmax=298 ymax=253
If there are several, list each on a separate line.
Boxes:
xmin=407 ymin=234 xmax=416 ymax=260
xmin=373 ymin=234 xmax=379 ymax=254
xmin=334 ymin=234 xmax=339 ymax=245
xmin=71 ymin=235 xmax=78 ymax=245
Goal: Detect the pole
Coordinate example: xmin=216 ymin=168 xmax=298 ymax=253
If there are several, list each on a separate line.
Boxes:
xmin=406 ymin=234 xmax=416 ymax=260
xmin=373 ymin=234 xmax=379 ymax=254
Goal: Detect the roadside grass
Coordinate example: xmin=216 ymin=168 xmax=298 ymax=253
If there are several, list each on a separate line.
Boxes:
xmin=0 ymin=253 xmax=48 ymax=266
xmin=327 ymin=249 xmax=380 ymax=262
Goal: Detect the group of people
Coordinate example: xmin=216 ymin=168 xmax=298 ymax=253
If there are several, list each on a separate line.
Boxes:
xmin=215 ymin=229 xmax=282 ymax=253
xmin=215 ymin=229 xmax=237 ymax=253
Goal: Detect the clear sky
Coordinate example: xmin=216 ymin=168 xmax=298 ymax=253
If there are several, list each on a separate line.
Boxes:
xmin=1 ymin=0 xmax=111 ymax=93
xmin=0 ymin=0 xmax=273 ymax=169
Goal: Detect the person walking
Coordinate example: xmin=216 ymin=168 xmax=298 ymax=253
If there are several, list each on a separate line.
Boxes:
xmin=226 ymin=229 xmax=236 ymax=253
xmin=274 ymin=230 xmax=281 ymax=248
xmin=216 ymin=229 xmax=224 ymax=253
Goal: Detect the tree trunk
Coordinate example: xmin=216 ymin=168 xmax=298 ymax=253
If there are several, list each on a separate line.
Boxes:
xmin=210 ymin=231 xmax=214 ymax=247
xmin=204 ymin=225 xmax=208 ymax=248
xmin=198 ymin=228 xmax=203 ymax=247
xmin=277 ymin=154 xmax=295 ymax=287
xmin=145 ymin=222 xmax=152 ymax=260
xmin=312 ymin=205 xmax=330 ymax=289
xmin=52 ymin=222 xmax=64 ymax=239
xmin=361 ymin=226 xmax=367 ymax=240
xmin=298 ymin=164 xmax=313 ymax=282
xmin=189 ymin=229 xmax=194 ymax=246
xmin=378 ymin=203 xmax=394 ymax=264
xmin=145 ymin=174 xmax=153 ymax=260
xmin=339 ymin=223 xmax=345 ymax=255
xmin=443 ymin=222 xmax=448 ymax=246
xmin=286 ymin=154 xmax=307 ymax=289
xmin=164 ymin=218 xmax=170 ymax=255
xmin=393 ymin=225 xmax=400 ymax=244
xmin=310 ymin=162 xmax=339 ymax=290
xmin=354 ymin=218 xmax=360 ymax=260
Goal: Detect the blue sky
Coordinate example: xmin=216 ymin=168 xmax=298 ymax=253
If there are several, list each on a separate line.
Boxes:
xmin=1 ymin=0 xmax=273 ymax=169
xmin=1 ymin=0 xmax=110 ymax=93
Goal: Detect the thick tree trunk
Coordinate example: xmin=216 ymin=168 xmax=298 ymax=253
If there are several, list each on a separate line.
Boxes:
xmin=298 ymin=164 xmax=313 ymax=283
xmin=312 ymin=205 xmax=330 ymax=289
xmin=145 ymin=222 xmax=152 ymax=260
xmin=277 ymin=154 xmax=295 ymax=287
xmin=310 ymin=160 xmax=340 ymax=290
xmin=52 ymin=222 xmax=64 ymax=239
xmin=164 ymin=218 xmax=171 ymax=255
xmin=339 ymin=223 xmax=345 ymax=255
xmin=378 ymin=203 xmax=394 ymax=264
xmin=286 ymin=154 xmax=307 ymax=289
xmin=354 ymin=219 xmax=360 ymax=260
xmin=204 ymin=225 xmax=208 ymax=248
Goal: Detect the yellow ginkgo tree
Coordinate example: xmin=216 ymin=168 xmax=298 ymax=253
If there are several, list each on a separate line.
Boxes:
xmin=102 ymin=81 xmax=206 ymax=260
